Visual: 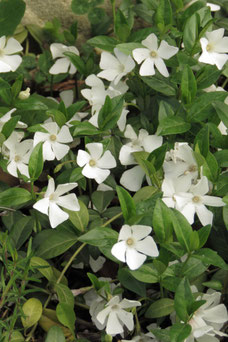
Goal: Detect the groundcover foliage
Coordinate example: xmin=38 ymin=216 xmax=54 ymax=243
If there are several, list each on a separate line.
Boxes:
xmin=0 ymin=0 xmax=228 ymax=341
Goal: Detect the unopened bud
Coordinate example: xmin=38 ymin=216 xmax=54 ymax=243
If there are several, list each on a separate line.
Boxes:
xmin=18 ymin=87 xmax=30 ymax=100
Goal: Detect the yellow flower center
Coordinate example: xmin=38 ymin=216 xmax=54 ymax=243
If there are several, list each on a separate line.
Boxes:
xmin=192 ymin=195 xmax=200 ymax=203
xmin=112 ymin=304 xmax=119 ymax=310
xmin=126 ymin=237 xmax=134 ymax=246
xmin=206 ymin=43 xmax=213 ymax=52
xmin=184 ymin=164 xmax=198 ymax=175
xmin=14 ymin=155 xmax=21 ymax=162
xmin=50 ymin=134 xmax=57 ymax=141
xmin=89 ymin=159 xmax=96 ymax=167
xmin=49 ymin=193 xmax=56 ymax=201
xmin=150 ymin=50 xmax=157 ymax=58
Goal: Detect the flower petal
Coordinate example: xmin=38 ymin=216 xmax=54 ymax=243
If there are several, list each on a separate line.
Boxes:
xmin=49 ymin=201 xmax=69 ymax=228
xmin=126 ymin=248 xmax=147 ymax=270
xmin=154 ymin=57 xmax=169 ymax=77
xmin=120 ymin=165 xmax=145 ymax=192
xmin=132 ymin=48 xmax=150 ymax=64
xmin=0 ymin=55 xmax=22 ymax=72
xmin=203 ymin=304 xmax=228 ymax=324
xmin=97 ymin=150 xmax=116 ymax=169
xmin=33 ymin=197 xmax=50 ymax=215
xmin=131 ymin=225 xmax=152 ymax=241
xmin=106 ymin=311 xmax=124 ymax=335
xmin=96 ymin=306 xmax=111 ymax=325
xmin=195 ymin=204 xmax=213 ymax=226
xmin=158 ymin=40 xmax=179 ymax=60
xmin=142 ymin=135 xmax=163 ymax=153
xmin=86 ymin=142 xmax=103 ymax=160
xmin=111 ymin=240 xmax=127 ymax=262
xmin=56 ymin=194 xmax=80 ymax=211
xmin=49 ymin=58 xmax=70 ymax=74
xmin=136 ymin=236 xmax=159 ymax=257
xmin=4 ymin=37 xmax=23 ymax=54
xmin=77 ymin=150 xmax=91 ymax=167
xmin=42 ymin=141 xmax=55 ymax=161
xmin=45 ymin=177 xmax=56 ymax=197
xmin=142 ymin=33 xmax=158 ymax=51
xmin=117 ymin=309 xmax=134 ymax=331
xmin=139 ymin=57 xmax=155 ymax=76
xmin=52 ymin=141 xmax=70 ymax=160
xmin=57 ymin=125 xmax=73 ymax=143
xmin=202 ymin=195 xmax=225 ymax=207
xmin=55 ymin=183 xmax=78 ymax=196
xmin=118 ymin=225 xmax=132 ymax=241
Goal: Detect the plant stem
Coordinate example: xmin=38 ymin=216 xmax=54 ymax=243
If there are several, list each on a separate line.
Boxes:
xmin=102 ymin=212 xmax=122 ymax=227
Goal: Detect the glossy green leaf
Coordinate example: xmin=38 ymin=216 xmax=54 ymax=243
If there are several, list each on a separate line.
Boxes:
xmin=183 ymin=13 xmax=199 ymax=54
xmin=114 ymin=8 xmax=131 ymax=41
xmin=141 ymin=75 xmax=176 ymax=96
xmin=155 ymin=0 xmax=172 ymax=33
xmin=56 ymin=303 xmax=76 ymax=336
xmin=171 ymin=209 xmax=193 ymax=253
xmin=1 ymin=115 xmax=21 ymax=140
xmin=193 ymin=248 xmax=228 ymax=270
xmin=63 ymin=52 xmax=86 ymax=75
xmin=21 ymin=298 xmax=43 ymax=329
xmin=29 ymin=142 xmax=43 ymax=180
xmin=91 ymin=190 xmax=115 ymax=213
xmin=174 ymin=278 xmax=194 ymax=322
xmin=30 ymin=256 xmax=54 ymax=281
xmin=98 ymin=95 xmax=124 ymax=130
xmin=170 ymin=323 xmax=192 ymax=342
xmin=0 ymin=188 xmax=32 ymax=208
xmin=153 ymin=199 xmax=173 ymax=243
xmin=0 ymin=0 xmax=25 ymax=36
xmin=129 ymin=264 xmax=158 ymax=283
xmin=156 ymin=116 xmax=191 ymax=135
xmin=116 ymin=185 xmax=136 ymax=223
xmin=87 ymin=35 xmax=118 ymax=52
xmin=54 ymin=284 xmax=75 ymax=308
xmin=181 ymin=65 xmax=197 ymax=104
xmin=65 ymin=200 xmax=89 ymax=232
xmin=78 ymin=226 xmax=118 ymax=246
xmin=146 ymin=298 xmax=174 ymax=318
xmin=45 ymin=326 xmax=66 ymax=342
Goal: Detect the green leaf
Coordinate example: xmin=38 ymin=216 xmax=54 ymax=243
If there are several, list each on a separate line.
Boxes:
xmin=203 ymin=151 xmax=218 ymax=182
xmin=187 ymin=92 xmax=227 ymax=122
xmin=56 ymin=303 xmax=76 ymax=336
xmin=213 ymin=101 xmax=228 ymax=128
xmin=64 ymin=200 xmax=89 ymax=232
xmin=195 ymin=125 xmax=209 ymax=158
xmin=155 ymin=0 xmax=172 ymax=33
xmin=21 ymin=298 xmax=43 ymax=329
xmin=87 ymin=35 xmax=118 ymax=52
xmin=171 ymin=209 xmax=193 ymax=253
xmin=54 ymin=284 xmax=75 ymax=308
xmin=11 ymin=74 xmax=23 ymax=99
xmin=30 ymin=256 xmax=54 ymax=281
xmin=29 ymin=142 xmax=43 ymax=180
xmin=63 ymin=52 xmax=86 ymax=75
xmin=15 ymin=94 xmax=49 ymax=111
xmin=116 ymin=185 xmax=136 ymax=223
xmin=141 ymin=75 xmax=176 ymax=96
xmin=223 ymin=206 xmax=228 ymax=230
xmin=46 ymin=109 xmax=66 ymax=128
xmin=116 ymin=42 xmax=143 ymax=55
xmin=146 ymin=298 xmax=174 ymax=318
xmin=1 ymin=115 xmax=21 ymax=140
xmin=0 ymin=0 xmax=25 ymax=36
xmin=193 ymin=248 xmax=228 ymax=270
xmin=157 ymin=116 xmax=191 ymax=135
xmin=45 ymin=326 xmax=66 ymax=342
xmin=197 ymin=224 xmax=211 ymax=248
xmin=182 ymin=257 xmax=207 ymax=279
xmin=183 ymin=13 xmax=199 ymax=54
xmin=153 ymin=199 xmax=173 ymax=243
xmin=174 ymin=278 xmax=194 ymax=322
xmin=73 ymin=121 xmax=103 ymax=136
xmin=114 ymin=9 xmax=131 ymax=42
xmin=33 ymin=227 xmax=78 ymax=259
xmin=158 ymin=101 xmax=174 ymax=121
xmin=71 ymin=0 xmax=94 ymax=14
xmin=3 ymin=330 xmax=25 ymax=342
xmin=170 ymin=323 xmax=192 ymax=342
xmin=0 ymin=188 xmax=32 ymax=208
xmin=91 ymin=191 xmax=115 ymax=213
xmin=181 ymin=65 xmax=197 ymax=104
xmin=133 ymin=186 xmax=158 ymax=204
xmin=196 ymin=65 xmax=221 ymax=90
xmin=98 ymin=95 xmax=124 ymax=130
xmin=129 ymin=264 xmax=158 ymax=283
xmin=148 ymin=143 xmax=168 ymax=171
xmin=118 ymin=268 xmax=146 ymax=297
xmin=78 ymin=226 xmax=118 ymax=247
xmin=9 ymin=216 xmax=34 ymax=250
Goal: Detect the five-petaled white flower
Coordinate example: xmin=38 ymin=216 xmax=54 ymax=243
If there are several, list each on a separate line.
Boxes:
xmin=33 ymin=122 xmax=73 ymax=161
xmin=33 ymin=177 xmax=80 ymax=228
xmin=185 ymin=290 xmax=228 ymax=342
xmin=111 ymin=224 xmax=159 ymax=270
xmin=96 ymin=295 xmax=141 ymax=336
xmin=49 ymin=43 xmax=79 ymax=75
xmin=132 ymin=33 xmax=179 ymax=77
xmin=3 ymin=131 xmax=33 ymax=178
xmin=77 ymin=142 xmax=116 ymax=184
xmin=97 ymin=48 xmax=135 ymax=85
xmin=174 ymin=176 xmax=225 ymax=226
xmin=198 ymin=28 xmax=228 ymax=70
xmin=0 ymin=108 xmax=27 ymax=131
xmin=0 ymin=36 xmax=23 ymax=72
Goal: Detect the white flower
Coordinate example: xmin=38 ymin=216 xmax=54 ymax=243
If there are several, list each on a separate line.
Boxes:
xmin=18 ymin=87 xmax=30 ymax=100
xmin=96 ymin=295 xmax=141 ymax=336
xmin=111 ymin=224 xmax=159 ymax=270
xmin=33 ymin=122 xmax=73 ymax=161
xmin=0 ymin=108 xmax=27 ymax=131
xmin=162 ymin=175 xmax=192 ymax=209
xmin=97 ymin=48 xmax=135 ymax=85
xmin=49 ymin=43 xmax=79 ymax=75
xmin=132 ymin=33 xmax=178 ymax=77
xmin=174 ymin=176 xmax=225 ymax=225
xmin=81 ymin=74 xmax=107 ymax=115
xmin=33 ymin=177 xmax=80 ymax=228
xmin=119 ymin=124 xmax=163 ymax=165
xmin=163 ymin=142 xmax=198 ymax=182
xmin=198 ymin=28 xmax=228 ymax=70
xmin=0 ymin=36 xmax=23 ymax=72
xmin=120 ymin=165 xmax=147 ymax=192
xmin=77 ymin=142 xmax=116 ymax=184
xmin=185 ymin=290 xmax=228 ymax=342
xmin=3 ymin=132 xmax=33 ymax=178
